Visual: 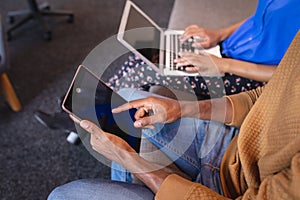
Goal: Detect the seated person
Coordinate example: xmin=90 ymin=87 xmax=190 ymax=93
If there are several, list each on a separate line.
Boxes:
xmin=48 ymin=31 xmax=300 ymax=200
xmin=108 ymin=0 xmax=300 ymax=99
xmin=35 ymin=0 xmax=300 ymax=144
xmin=109 ymin=0 xmax=300 ymax=183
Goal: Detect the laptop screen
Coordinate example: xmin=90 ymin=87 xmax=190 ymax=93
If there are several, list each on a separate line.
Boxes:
xmin=121 ymin=1 xmax=161 ymax=64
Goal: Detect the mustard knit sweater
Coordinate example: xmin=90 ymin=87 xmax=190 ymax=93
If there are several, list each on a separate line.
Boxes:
xmin=155 ymin=31 xmax=300 ymax=200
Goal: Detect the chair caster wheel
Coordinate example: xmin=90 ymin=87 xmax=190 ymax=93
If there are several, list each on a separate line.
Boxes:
xmin=44 ymin=31 xmax=52 ymax=41
xmin=67 ymin=14 xmax=74 ymax=23
xmin=66 ymin=131 xmax=80 ymax=145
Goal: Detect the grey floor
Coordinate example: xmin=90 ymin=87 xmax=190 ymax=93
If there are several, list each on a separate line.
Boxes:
xmin=0 ymin=0 xmax=174 ymax=199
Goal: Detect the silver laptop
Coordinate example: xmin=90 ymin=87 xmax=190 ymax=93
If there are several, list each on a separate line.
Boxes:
xmin=117 ymin=0 xmax=221 ymax=76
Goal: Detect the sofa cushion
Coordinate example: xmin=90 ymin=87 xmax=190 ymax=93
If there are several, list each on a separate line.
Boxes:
xmin=168 ymin=0 xmax=257 ymax=30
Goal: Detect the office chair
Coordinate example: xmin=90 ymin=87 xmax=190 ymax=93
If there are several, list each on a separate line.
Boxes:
xmin=0 ymin=15 xmax=22 ymax=112
xmin=6 ymin=0 xmax=74 ymax=41
xmin=34 ymin=97 xmax=80 ymax=145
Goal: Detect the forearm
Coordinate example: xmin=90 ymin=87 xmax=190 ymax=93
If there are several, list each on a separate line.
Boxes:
xmin=134 ymin=169 xmax=169 ymax=193
xmin=218 ymin=20 xmax=245 ymax=41
xmin=222 ymin=58 xmax=276 ymax=82
xmin=181 ymin=97 xmax=233 ymax=124
xmin=120 ymin=151 xmax=169 ymax=193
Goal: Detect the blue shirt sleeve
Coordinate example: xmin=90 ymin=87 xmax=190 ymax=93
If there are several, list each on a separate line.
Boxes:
xmin=221 ymin=0 xmax=300 ymax=65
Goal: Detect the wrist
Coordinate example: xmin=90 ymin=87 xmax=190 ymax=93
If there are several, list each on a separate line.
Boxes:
xmin=134 ymin=170 xmax=169 ymax=193
xmin=198 ymin=100 xmax=211 ymax=120
xmin=219 ymin=57 xmax=230 ymax=74
xmin=181 ymin=101 xmax=199 ymax=118
xmin=181 ymin=100 xmax=211 ymax=120
xmin=122 ymin=153 xmax=169 ymax=193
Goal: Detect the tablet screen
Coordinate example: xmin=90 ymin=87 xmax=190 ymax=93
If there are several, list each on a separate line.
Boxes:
xmin=62 ymin=65 xmax=141 ymax=152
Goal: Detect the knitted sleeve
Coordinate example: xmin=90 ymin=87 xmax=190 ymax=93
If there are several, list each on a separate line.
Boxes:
xmin=155 ymin=153 xmax=300 ymax=200
xmin=225 ymin=87 xmax=263 ymax=127
xmin=155 ymin=174 xmax=231 ymax=200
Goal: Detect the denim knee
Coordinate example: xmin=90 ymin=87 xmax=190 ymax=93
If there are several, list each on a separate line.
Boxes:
xmin=47 ymin=185 xmax=68 ymax=200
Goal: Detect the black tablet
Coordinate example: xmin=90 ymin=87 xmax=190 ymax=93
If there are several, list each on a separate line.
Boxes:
xmin=62 ymin=65 xmax=141 ymax=152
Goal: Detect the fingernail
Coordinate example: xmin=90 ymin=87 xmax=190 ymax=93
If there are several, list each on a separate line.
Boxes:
xmin=80 ymin=121 xmax=89 ymax=129
xmin=135 ymin=121 xmax=142 ymax=127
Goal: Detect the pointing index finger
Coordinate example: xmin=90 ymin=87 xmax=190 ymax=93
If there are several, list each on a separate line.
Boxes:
xmin=112 ymin=99 xmax=148 ymax=114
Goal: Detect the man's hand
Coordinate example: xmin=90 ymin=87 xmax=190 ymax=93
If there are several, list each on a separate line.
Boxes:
xmin=70 ymin=115 xmax=136 ymax=161
xmin=112 ymin=96 xmax=182 ymax=129
xmin=69 ymin=115 xmax=170 ymax=193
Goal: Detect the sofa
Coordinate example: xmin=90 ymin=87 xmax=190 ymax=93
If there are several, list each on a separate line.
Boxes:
xmin=168 ymin=0 xmax=257 ymax=30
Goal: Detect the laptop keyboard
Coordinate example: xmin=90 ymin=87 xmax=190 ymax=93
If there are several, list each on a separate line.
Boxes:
xmin=167 ymin=34 xmax=196 ymax=71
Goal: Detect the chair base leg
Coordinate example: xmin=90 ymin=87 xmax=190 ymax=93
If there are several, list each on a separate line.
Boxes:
xmin=6 ymin=1 xmax=73 ymax=41
xmin=0 ymin=73 xmax=22 ymax=112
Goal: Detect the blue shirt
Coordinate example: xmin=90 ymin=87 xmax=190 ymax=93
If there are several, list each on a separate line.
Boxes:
xmin=221 ymin=0 xmax=300 ymax=65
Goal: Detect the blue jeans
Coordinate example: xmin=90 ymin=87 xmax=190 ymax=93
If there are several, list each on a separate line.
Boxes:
xmin=50 ymin=121 xmax=237 ymax=199
xmin=111 ymin=88 xmax=239 ymax=194
xmin=48 ymin=179 xmax=154 ymax=200
xmin=48 ymin=89 xmax=238 ymax=198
